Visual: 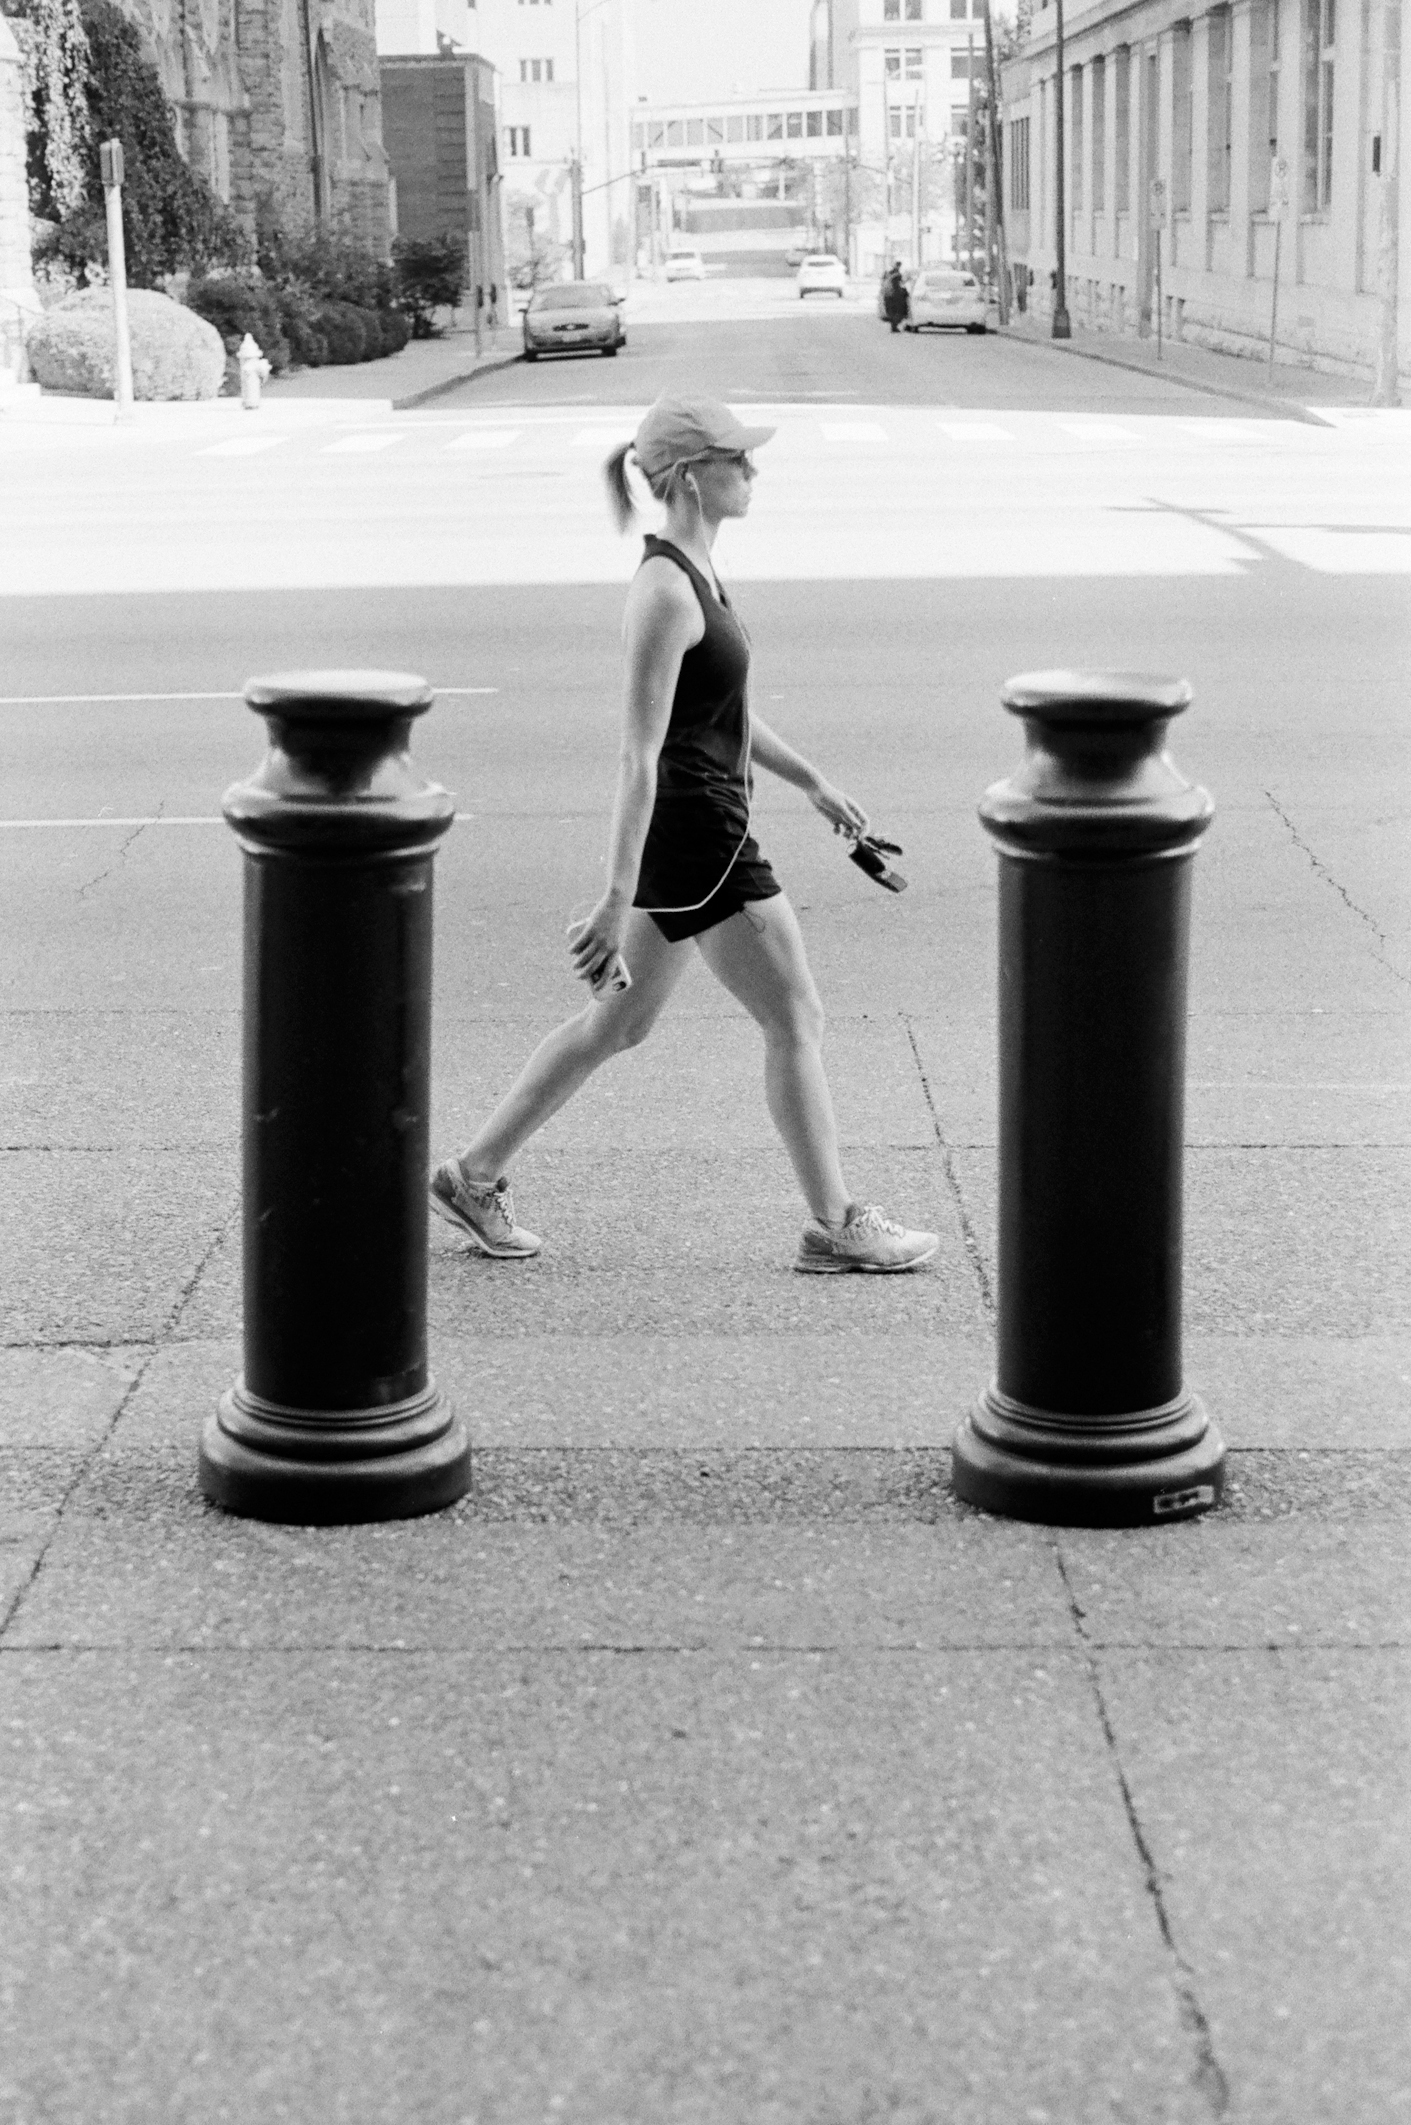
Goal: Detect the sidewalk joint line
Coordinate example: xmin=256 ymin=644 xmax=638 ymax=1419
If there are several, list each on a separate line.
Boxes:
xmin=1054 ymin=1543 xmax=1232 ymax=2118
xmin=1263 ymin=790 xmax=1410 ymax=990
xmin=901 ymin=1015 xmax=995 ymax=1322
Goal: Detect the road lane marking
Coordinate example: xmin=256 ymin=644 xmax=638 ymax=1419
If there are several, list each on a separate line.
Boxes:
xmin=821 ymin=422 xmax=887 ymax=441
xmin=446 ymin=429 xmax=521 ymax=450
xmin=1057 ymin=421 xmax=1140 ymax=441
xmin=0 ymin=692 xmax=499 ymax=709
xmin=0 ymin=813 xmax=480 ymax=829
xmin=197 ymin=435 xmax=287 ymax=457
xmin=321 ymin=432 xmax=405 ymax=454
xmin=936 ymin=422 xmax=1014 ymax=441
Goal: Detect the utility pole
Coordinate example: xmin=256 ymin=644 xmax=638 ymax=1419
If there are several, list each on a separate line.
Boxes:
xmin=99 ymin=141 xmax=134 ymax=422
xmin=982 ymin=0 xmax=1009 ymax=321
xmin=1052 ymin=0 xmax=1071 ymax=336
xmin=1372 ymin=0 xmax=1402 ymax=405
xmin=913 ymin=88 xmax=923 ymax=270
xmin=966 ymin=32 xmax=978 ymax=275
xmin=572 ymin=0 xmax=585 ymax=276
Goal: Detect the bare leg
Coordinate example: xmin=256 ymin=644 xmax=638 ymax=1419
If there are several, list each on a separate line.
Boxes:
xmin=458 ymin=908 xmax=695 ymax=1181
xmin=694 ymin=896 xmax=852 ymax=1225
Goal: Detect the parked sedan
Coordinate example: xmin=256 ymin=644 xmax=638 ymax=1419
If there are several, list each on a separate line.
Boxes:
xmin=522 ymin=282 xmax=624 ymax=361
xmin=663 ymin=248 xmax=708 ymax=281
xmin=797 ymin=253 xmax=848 ymax=299
xmin=903 ymin=269 xmax=989 ymax=333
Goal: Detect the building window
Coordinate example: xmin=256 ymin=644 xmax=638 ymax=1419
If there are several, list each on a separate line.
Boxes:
xmin=904 ymin=47 xmax=923 ymax=79
xmin=686 ymin=117 xmax=703 ymax=144
xmin=950 ymin=0 xmax=967 ymax=17
xmin=950 ymin=51 xmax=974 ymax=79
xmin=631 ymin=121 xmax=644 ymax=153
xmin=747 ymin=113 xmax=764 ymax=140
xmin=1011 ymin=111 xmax=1030 ymax=208
xmin=506 ymin=124 xmax=531 ymax=156
xmin=1114 ymin=44 xmax=1130 ymax=211
xmin=905 ymin=0 xmax=922 ymax=14
xmin=847 ymin=105 xmax=857 ymax=132
xmin=1172 ymin=20 xmax=1193 ymax=211
xmin=707 ymin=116 xmax=724 ymax=142
xmin=806 ymin=107 xmax=823 ymax=135
xmin=885 ymin=48 xmax=901 ymax=79
xmin=767 ymin=111 xmax=784 ymax=137
xmin=519 ymin=57 xmax=553 ymax=82
xmin=726 ymin=114 xmax=745 ymax=141
xmin=825 ymin=107 xmax=843 ymax=135
xmin=1091 ymin=55 xmax=1105 ymax=212
xmin=1208 ymin=7 xmax=1231 ymax=211
xmin=786 ymin=109 xmax=804 ymax=136
xmin=666 ymin=119 xmax=684 ymax=145
xmin=883 ymin=0 xmax=900 ymax=18
xmin=649 ymin=121 xmax=665 ymax=146
xmin=1302 ymin=0 xmax=1334 ymax=210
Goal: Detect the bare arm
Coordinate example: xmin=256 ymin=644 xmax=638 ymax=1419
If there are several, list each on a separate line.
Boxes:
xmin=568 ymin=560 xmax=702 ymax=984
xmin=750 ymin=714 xmax=869 ymax=838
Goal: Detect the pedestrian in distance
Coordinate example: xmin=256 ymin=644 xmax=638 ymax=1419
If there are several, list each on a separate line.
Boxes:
xmin=430 ymin=394 xmax=939 ymax=1276
xmin=882 ymin=261 xmax=910 ymax=333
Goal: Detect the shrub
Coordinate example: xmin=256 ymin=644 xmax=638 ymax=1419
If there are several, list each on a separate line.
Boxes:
xmin=392 ymin=235 xmax=466 ymax=337
xmin=23 ymin=0 xmax=248 ymax=287
xmin=184 ymin=273 xmax=291 ymax=372
xmin=27 ymin=285 xmax=224 ymax=398
xmin=313 ymin=300 xmax=371 ymax=364
xmin=275 ymin=282 xmax=328 ymax=367
xmin=377 ymin=306 xmax=411 ymax=356
xmin=259 ymin=220 xmax=397 ymax=311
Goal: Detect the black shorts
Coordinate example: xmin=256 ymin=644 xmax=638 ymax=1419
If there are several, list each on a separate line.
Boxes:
xmin=636 ymin=827 xmax=782 ymax=944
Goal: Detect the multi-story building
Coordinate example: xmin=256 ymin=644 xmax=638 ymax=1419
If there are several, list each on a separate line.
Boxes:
xmin=376 ymin=0 xmax=633 ymax=279
xmin=1000 ymin=0 xmax=1409 ymax=382
xmin=809 ymin=0 xmax=996 ymax=278
xmin=380 ymin=51 xmax=504 ymax=307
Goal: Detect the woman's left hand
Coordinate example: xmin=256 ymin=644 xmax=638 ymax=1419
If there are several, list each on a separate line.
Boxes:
xmin=808 ymin=778 xmax=869 ymax=840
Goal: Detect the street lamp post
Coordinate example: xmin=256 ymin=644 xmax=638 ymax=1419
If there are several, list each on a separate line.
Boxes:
xmin=1052 ymin=0 xmax=1071 ymax=336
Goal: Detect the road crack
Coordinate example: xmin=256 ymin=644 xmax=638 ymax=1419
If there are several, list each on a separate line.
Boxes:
xmin=901 ymin=1015 xmax=995 ymax=1322
xmin=1264 ymin=789 xmax=1409 ymax=989
xmin=75 ymin=801 xmax=164 ymax=900
xmin=1054 ymin=1544 xmax=1232 ymax=2118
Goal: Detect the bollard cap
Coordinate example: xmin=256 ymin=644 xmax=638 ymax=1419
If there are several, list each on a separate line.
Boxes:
xmin=982 ymin=668 xmax=1212 ymax=863
xmin=225 ymin=670 xmax=453 ymax=858
xmin=1000 ymin=670 xmax=1192 ymax=722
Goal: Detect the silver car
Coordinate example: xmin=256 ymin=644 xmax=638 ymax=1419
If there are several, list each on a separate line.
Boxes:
xmin=522 ymin=282 xmax=625 ymax=361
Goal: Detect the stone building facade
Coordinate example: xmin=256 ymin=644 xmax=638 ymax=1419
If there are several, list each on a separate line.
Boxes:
xmin=1 ymin=12 xmax=40 ymax=382
xmin=1000 ymin=0 xmax=1408 ymax=381
xmin=114 ymin=0 xmax=391 ymax=249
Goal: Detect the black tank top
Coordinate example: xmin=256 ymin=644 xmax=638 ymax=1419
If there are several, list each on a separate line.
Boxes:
xmin=639 ymin=535 xmax=752 ymax=820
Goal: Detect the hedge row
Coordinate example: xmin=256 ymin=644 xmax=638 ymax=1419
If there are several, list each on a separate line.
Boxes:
xmin=184 ymin=273 xmax=412 ymax=372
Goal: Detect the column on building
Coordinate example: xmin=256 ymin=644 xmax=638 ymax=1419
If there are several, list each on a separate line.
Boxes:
xmin=1227 ymin=0 xmax=1255 ymax=275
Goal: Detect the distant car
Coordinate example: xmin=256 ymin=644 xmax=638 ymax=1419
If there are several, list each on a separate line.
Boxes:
xmin=797 ymin=253 xmax=847 ymax=299
xmin=663 ymin=247 xmax=708 ymax=281
xmin=522 ymin=281 xmax=625 ymax=361
xmin=783 ymin=244 xmax=808 ymax=266
xmin=904 ymin=268 xmax=989 ymax=333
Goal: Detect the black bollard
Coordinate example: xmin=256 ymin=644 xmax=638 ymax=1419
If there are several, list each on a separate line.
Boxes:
xmin=198 ymin=672 xmax=470 ymax=1523
xmin=952 ymin=671 xmax=1226 ymax=1526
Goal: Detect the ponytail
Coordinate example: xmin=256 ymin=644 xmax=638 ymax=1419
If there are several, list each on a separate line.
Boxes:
xmin=603 ymin=442 xmax=637 ymax=533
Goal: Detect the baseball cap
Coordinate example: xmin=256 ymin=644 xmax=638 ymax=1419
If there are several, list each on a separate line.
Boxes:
xmin=632 ymin=395 xmax=776 ymax=478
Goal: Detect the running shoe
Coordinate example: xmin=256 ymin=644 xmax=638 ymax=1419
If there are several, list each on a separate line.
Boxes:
xmin=794 ymin=1203 xmax=939 ymax=1275
xmin=429 ymin=1162 xmax=542 ymax=1258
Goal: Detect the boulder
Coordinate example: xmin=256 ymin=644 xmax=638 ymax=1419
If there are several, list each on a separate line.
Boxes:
xmin=26 ymin=287 xmax=225 ymax=400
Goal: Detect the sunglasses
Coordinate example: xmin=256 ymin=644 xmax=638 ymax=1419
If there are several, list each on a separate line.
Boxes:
xmin=847 ymin=830 xmax=907 ymax=894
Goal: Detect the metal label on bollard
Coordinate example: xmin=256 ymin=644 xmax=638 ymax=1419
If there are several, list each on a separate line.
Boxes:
xmin=198 ymin=671 xmax=470 ymax=1525
xmin=952 ymin=670 xmax=1226 ymax=1529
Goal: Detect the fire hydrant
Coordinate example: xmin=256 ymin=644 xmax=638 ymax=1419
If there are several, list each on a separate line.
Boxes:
xmin=238 ymin=332 xmax=272 ymax=411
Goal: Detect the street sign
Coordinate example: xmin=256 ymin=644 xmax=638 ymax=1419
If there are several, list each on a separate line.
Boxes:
xmin=1148 ymin=177 xmax=1167 ymax=229
xmin=99 ymin=140 xmax=125 ymax=189
xmin=1268 ymin=155 xmax=1290 ymax=219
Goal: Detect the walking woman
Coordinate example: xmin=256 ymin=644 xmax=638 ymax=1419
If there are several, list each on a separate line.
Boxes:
xmin=430 ymin=394 xmax=937 ymax=1275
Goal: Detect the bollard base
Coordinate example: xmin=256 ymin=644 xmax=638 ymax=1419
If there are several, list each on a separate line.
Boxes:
xmin=199 ymin=1379 xmax=471 ymax=1524
xmin=951 ymin=1385 xmax=1225 ymax=1527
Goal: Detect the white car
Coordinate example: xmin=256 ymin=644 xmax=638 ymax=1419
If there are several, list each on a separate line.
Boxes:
xmin=904 ymin=268 xmax=989 ymax=333
xmin=797 ymin=253 xmax=847 ymax=299
xmin=663 ymin=248 xmax=708 ymax=282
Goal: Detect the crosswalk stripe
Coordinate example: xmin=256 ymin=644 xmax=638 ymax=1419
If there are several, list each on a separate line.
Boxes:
xmin=821 ymin=421 xmax=887 ymax=441
xmin=571 ymin=427 xmax=635 ymax=447
xmin=937 ymin=421 xmax=1014 ymax=441
xmin=197 ymin=435 xmax=287 ymax=457
xmin=321 ymin=432 xmax=405 ymax=454
xmin=446 ymin=428 xmax=521 ymax=451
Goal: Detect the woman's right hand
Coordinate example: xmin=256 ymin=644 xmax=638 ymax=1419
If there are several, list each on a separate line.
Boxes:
xmin=566 ymin=893 xmax=627 ymax=987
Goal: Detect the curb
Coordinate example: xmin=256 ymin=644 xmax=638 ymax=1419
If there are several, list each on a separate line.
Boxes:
xmin=992 ymin=323 xmax=1331 ymax=425
xmin=395 ymin=347 xmax=523 ymax=411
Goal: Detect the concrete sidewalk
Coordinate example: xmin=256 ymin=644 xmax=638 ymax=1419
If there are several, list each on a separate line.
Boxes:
xmin=3 ymin=576 xmax=1409 ymax=2121
xmin=264 ymin=316 xmax=523 ymax=410
xmin=996 ymin=308 xmax=1379 ymax=414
